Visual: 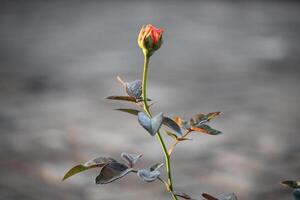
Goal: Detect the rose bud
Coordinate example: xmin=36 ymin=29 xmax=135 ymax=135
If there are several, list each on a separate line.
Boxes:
xmin=138 ymin=24 xmax=164 ymax=56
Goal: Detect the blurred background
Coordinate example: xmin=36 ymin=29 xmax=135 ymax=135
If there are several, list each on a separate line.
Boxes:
xmin=1 ymin=0 xmax=300 ymax=199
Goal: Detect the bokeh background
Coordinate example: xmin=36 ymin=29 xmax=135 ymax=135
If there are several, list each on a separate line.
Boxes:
xmin=1 ymin=0 xmax=300 ymax=199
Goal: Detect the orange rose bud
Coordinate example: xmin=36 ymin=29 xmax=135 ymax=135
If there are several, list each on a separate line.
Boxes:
xmin=138 ymin=24 xmax=164 ymax=56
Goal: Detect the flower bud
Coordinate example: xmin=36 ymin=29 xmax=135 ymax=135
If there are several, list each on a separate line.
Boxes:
xmin=138 ymin=24 xmax=164 ymax=56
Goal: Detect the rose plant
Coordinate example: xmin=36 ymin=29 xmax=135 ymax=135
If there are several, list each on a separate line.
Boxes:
xmin=62 ymin=24 xmax=238 ymax=200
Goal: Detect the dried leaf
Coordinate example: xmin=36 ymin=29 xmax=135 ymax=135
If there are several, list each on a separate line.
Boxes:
xmin=191 ymin=124 xmax=222 ymax=135
xmin=189 ymin=112 xmax=221 ymax=127
xmin=173 ymin=116 xmax=190 ymax=129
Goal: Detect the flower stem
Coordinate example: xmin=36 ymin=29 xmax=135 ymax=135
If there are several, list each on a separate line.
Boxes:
xmin=142 ymin=53 xmax=178 ymax=200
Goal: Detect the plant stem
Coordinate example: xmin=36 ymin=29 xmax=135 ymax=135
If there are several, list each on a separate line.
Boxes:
xmin=142 ymin=53 xmax=178 ymax=200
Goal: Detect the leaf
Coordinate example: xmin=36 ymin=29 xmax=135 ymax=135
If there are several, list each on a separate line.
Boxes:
xmin=164 ymin=130 xmax=178 ymax=140
xmin=121 ymin=152 xmax=143 ymax=167
xmin=282 ymin=180 xmax=300 ymax=189
xmin=189 ymin=113 xmax=207 ymax=126
xmin=137 ymin=169 xmax=160 ymax=183
xmin=95 ymin=162 xmax=132 ymax=184
xmin=150 ymin=163 xmax=164 ymax=171
xmin=163 ymin=117 xmax=182 ymax=135
xmin=191 ymin=124 xmax=222 ymax=135
xmin=125 ymin=80 xmax=142 ymax=100
xmin=106 ymin=95 xmax=137 ymax=103
xmin=138 ymin=112 xmax=164 ymax=136
xmin=216 ymin=193 xmax=238 ymax=200
xmin=189 ymin=112 xmax=221 ymax=127
xmin=115 ymin=108 xmax=140 ymax=116
xmin=83 ymin=156 xmax=117 ymax=168
xmin=62 ymin=165 xmax=88 ymax=181
xmin=294 ymin=189 xmax=300 ymax=200
xmin=206 ymin=111 xmax=221 ymax=121
xmin=202 ymin=193 xmax=219 ymax=200
xmin=173 ymin=116 xmax=190 ymax=129
xmin=174 ymin=191 xmax=195 ymax=200
xmin=62 ymin=157 xmax=117 ymax=181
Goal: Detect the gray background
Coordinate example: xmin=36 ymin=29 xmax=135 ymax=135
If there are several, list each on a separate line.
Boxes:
xmin=0 ymin=0 xmax=300 ymax=199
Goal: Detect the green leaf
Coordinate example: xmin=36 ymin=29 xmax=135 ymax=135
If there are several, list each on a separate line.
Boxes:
xmin=282 ymin=180 xmax=300 ymax=189
xmin=62 ymin=165 xmax=89 ymax=181
xmin=163 ymin=117 xmax=182 ymax=135
xmin=62 ymin=157 xmax=116 ymax=181
xmin=115 ymin=108 xmax=140 ymax=116
xmin=95 ymin=162 xmax=132 ymax=184
xmin=106 ymin=96 xmax=137 ymax=103
xmin=191 ymin=124 xmax=222 ymax=135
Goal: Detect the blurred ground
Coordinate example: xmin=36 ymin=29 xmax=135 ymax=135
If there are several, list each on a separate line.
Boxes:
xmin=0 ymin=0 xmax=300 ymax=199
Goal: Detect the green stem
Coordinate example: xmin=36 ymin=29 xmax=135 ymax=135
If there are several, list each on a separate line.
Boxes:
xmin=142 ymin=53 xmax=178 ymax=200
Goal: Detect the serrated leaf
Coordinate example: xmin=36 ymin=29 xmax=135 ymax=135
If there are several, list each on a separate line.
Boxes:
xmin=294 ymin=189 xmax=300 ymax=200
xmin=121 ymin=152 xmax=143 ymax=167
xmin=62 ymin=157 xmax=116 ymax=181
xmin=137 ymin=169 xmax=160 ymax=183
xmin=150 ymin=163 xmax=164 ymax=171
xmin=138 ymin=112 xmax=164 ymax=136
xmin=95 ymin=162 xmax=132 ymax=184
xmin=106 ymin=95 xmax=137 ymax=103
xmin=191 ymin=124 xmax=222 ymax=135
xmin=282 ymin=180 xmax=300 ymax=189
xmin=126 ymin=80 xmax=142 ymax=100
xmin=115 ymin=108 xmax=140 ymax=116
xmin=163 ymin=117 xmax=182 ymax=135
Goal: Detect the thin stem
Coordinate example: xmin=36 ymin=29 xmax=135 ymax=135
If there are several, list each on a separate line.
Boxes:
xmin=168 ymin=129 xmax=192 ymax=156
xmin=142 ymin=53 xmax=178 ymax=200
